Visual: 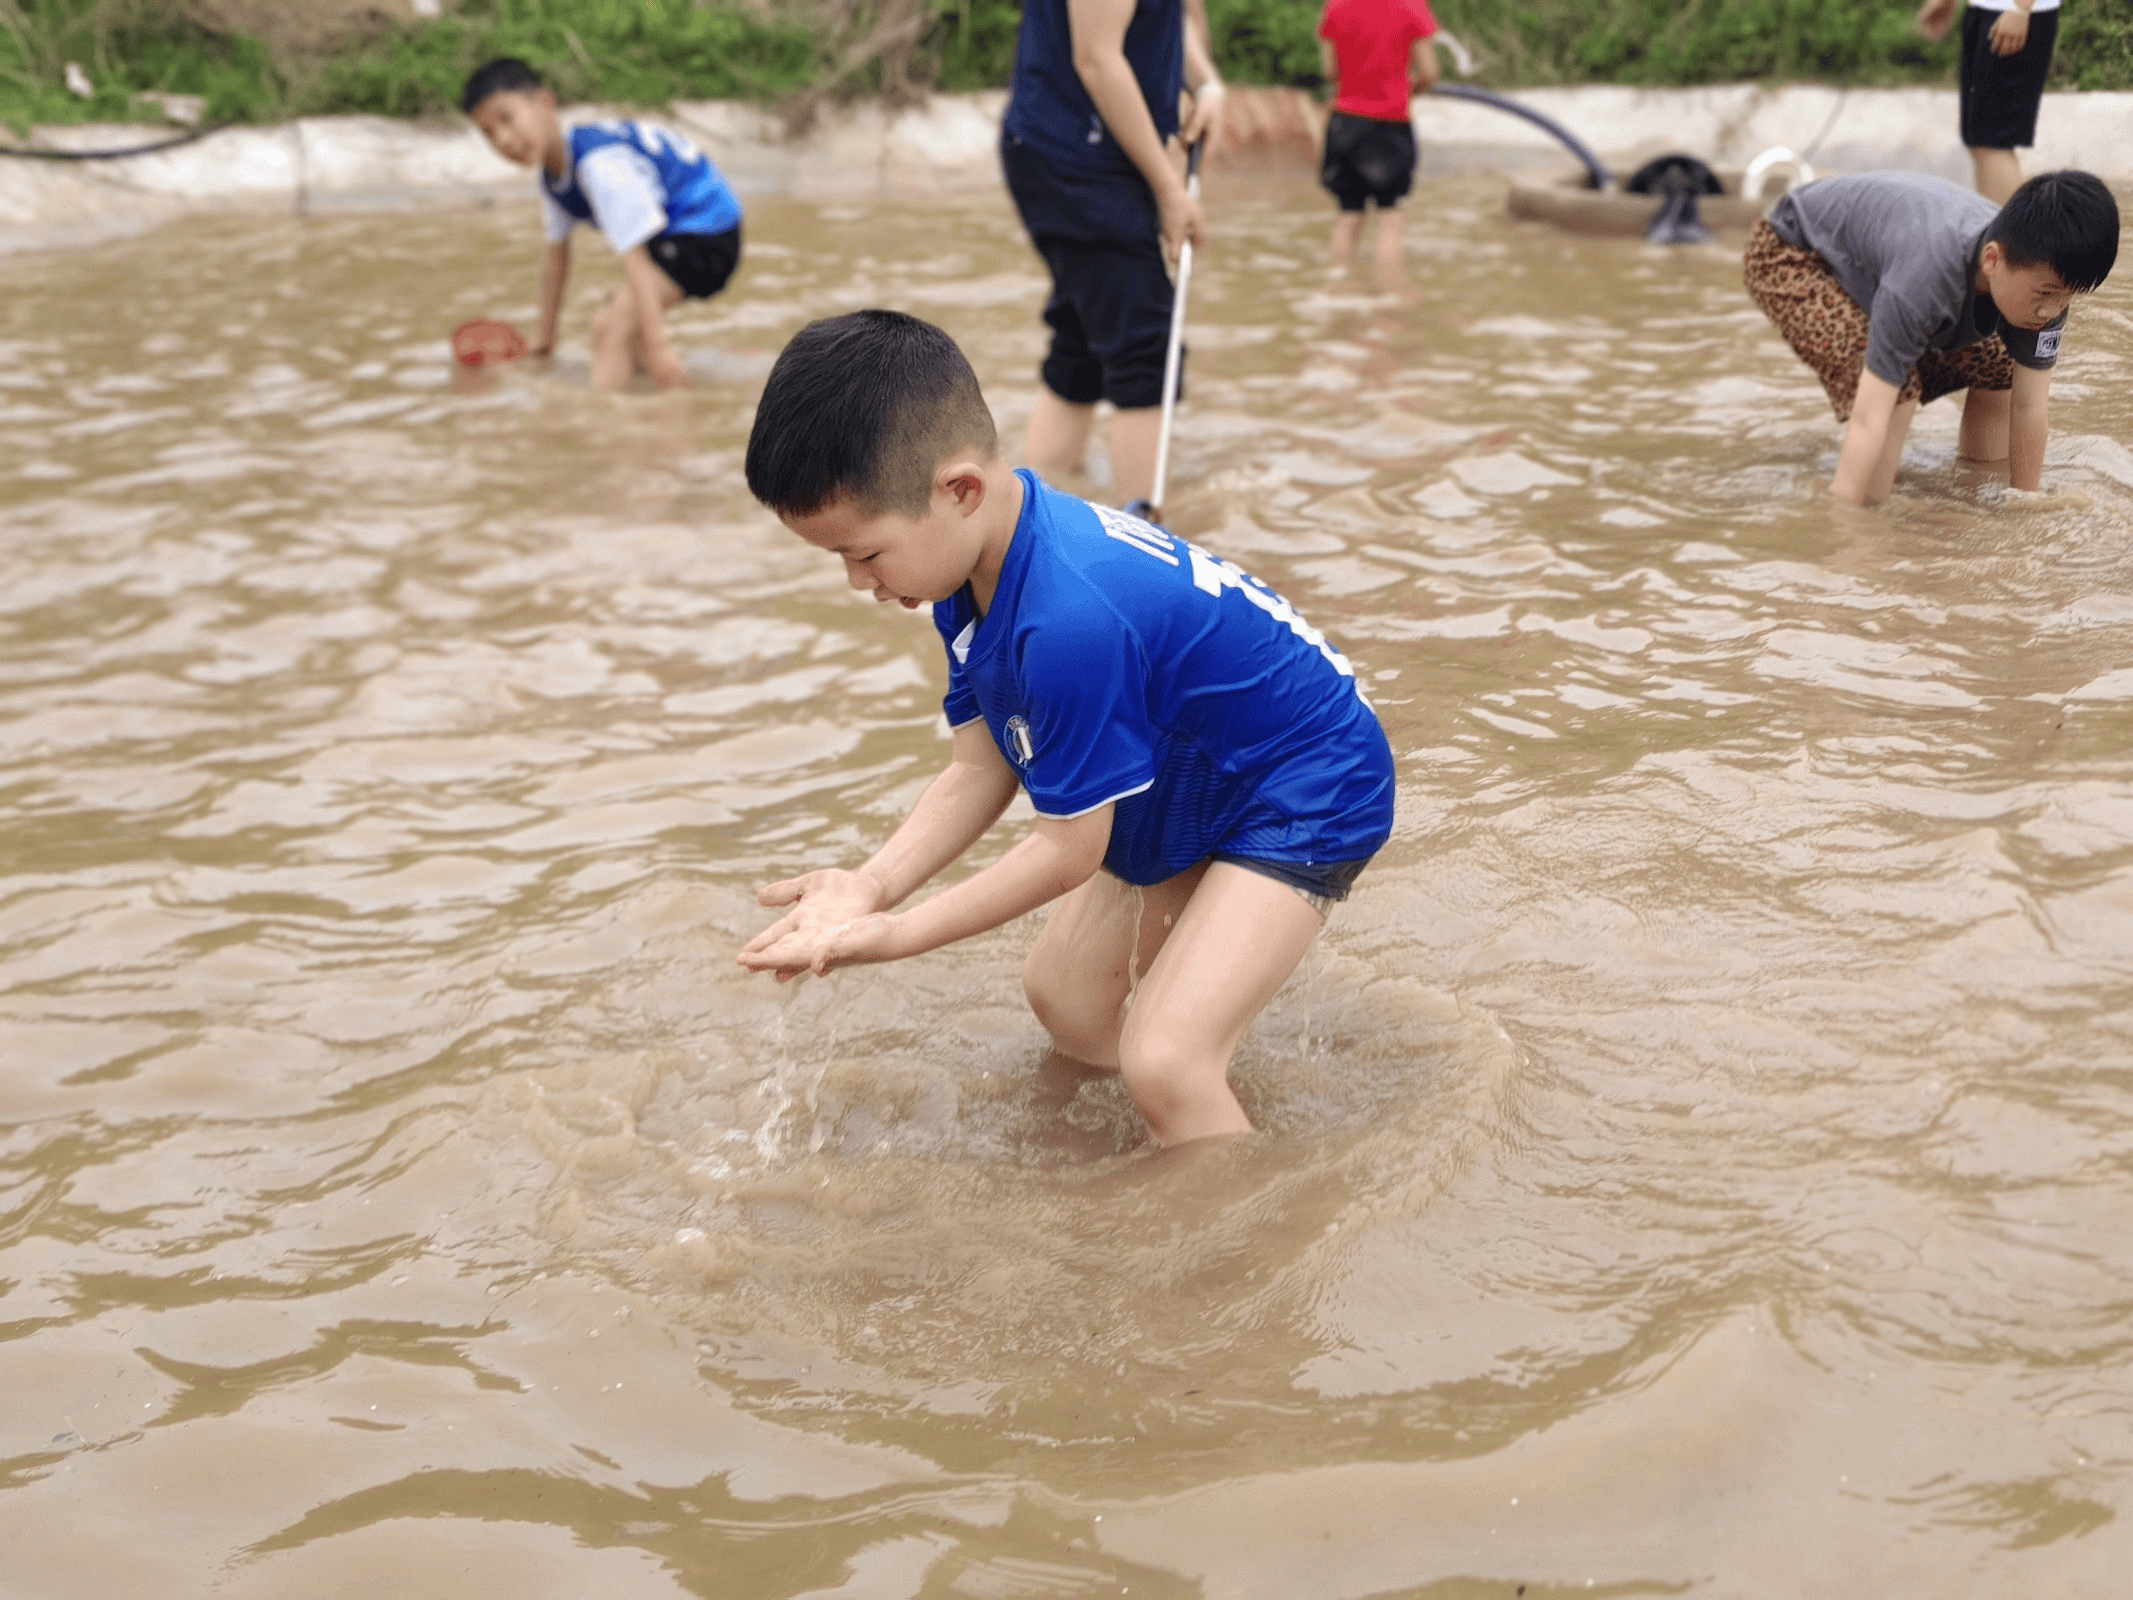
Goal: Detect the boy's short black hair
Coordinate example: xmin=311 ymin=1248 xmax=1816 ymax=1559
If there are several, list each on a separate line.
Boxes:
xmin=1987 ymin=170 xmax=2121 ymax=292
xmin=746 ymin=310 xmax=999 ymax=519
xmin=462 ymin=57 xmax=546 ymax=116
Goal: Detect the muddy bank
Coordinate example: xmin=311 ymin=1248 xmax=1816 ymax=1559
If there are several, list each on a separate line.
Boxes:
xmin=5 ymin=82 xmax=2130 ymax=253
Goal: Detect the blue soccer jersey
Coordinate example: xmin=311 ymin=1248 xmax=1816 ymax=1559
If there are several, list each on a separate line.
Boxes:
xmin=933 ymin=473 xmax=1396 ymax=886
xmin=541 ymin=120 xmax=741 ymax=253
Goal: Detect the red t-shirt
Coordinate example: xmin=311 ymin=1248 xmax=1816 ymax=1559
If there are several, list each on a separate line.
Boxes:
xmin=1318 ymin=0 xmax=1438 ymax=123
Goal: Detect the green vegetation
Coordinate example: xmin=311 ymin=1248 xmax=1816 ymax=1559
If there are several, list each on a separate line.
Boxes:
xmin=4 ymin=0 xmax=2130 ymax=135
xmin=0 ymin=0 xmax=820 ymax=130
xmin=1205 ymin=0 xmax=2133 ymax=93
xmin=1429 ymin=0 xmax=2133 ymax=93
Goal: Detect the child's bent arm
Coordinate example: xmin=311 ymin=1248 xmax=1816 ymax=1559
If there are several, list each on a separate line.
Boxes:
xmin=2008 ymin=365 xmax=2050 ymax=491
xmin=535 ymin=240 xmax=570 ymax=356
xmin=1068 ymin=0 xmax=1203 ymax=254
xmin=1410 ymin=32 xmax=1441 ymax=94
xmin=1318 ymin=38 xmax=1337 ymax=84
xmin=747 ymin=805 xmax=1112 ymax=979
xmin=738 ymin=722 xmax=1018 ymax=976
xmin=888 ymin=805 xmax=1113 ymax=961
xmin=1180 ymin=0 xmax=1226 ymax=144
xmin=854 ymin=721 xmax=1023 ymax=909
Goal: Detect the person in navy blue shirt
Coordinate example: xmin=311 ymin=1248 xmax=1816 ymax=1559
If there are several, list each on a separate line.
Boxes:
xmin=1004 ymin=0 xmax=1228 ymax=507
xmin=463 ymin=59 xmax=743 ymax=391
xmin=739 ymin=311 xmax=1396 ymax=1149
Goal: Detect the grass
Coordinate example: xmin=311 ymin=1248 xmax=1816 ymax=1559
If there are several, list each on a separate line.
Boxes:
xmin=4 ymin=0 xmax=2129 ymax=135
xmin=0 ymin=0 xmax=821 ymax=131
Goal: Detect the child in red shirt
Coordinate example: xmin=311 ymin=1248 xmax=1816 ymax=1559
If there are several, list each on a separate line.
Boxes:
xmin=1317 ymin=0 xmax=1440 ymax=268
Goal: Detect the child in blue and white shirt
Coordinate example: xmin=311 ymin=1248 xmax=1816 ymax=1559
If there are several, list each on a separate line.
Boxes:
xmin=737 ymin=310 xmax=1397 ymax=1149
xmin=464 ymin=58 xmax=742 ymax=390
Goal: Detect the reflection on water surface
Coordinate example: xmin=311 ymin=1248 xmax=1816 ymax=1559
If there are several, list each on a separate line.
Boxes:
xmin=3 ymin=171 xmax=2132 ymax=1596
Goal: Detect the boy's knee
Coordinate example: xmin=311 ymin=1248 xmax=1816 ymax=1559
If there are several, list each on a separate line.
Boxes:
xmin=1022 ymin=947 xmax=1065 ymax=1030
xmin=1117 ymin=1027 xmax=1221 ymax=1129
xmin=1023 ymin=951 xmax=1118 ymax=1063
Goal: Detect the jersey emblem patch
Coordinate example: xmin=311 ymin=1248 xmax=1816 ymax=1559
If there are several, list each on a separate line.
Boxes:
xmin=2034 ymin=326 xmax=2062 ymax=361
xmin=1004 ymin=715 xmax=1034 ymax=767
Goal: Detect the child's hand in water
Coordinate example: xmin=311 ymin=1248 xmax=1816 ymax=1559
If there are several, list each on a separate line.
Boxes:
xmin=753 ymin=911 xmax=904 ymax=980
xmin=740 ymin=869 xmax=897 ymax=980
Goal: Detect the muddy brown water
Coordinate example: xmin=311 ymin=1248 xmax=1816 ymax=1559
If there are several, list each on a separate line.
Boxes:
xmin=3 ymin=170 xmax=2132 ymax=1597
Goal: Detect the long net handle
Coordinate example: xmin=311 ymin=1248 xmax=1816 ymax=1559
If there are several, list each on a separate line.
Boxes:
xmin=1147 ymin=139 xmax=1204 ymax=521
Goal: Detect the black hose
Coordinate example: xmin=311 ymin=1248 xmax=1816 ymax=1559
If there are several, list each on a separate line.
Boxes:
xmin=0 ymin=121 xmax=233 ymax=162
xmin=1427 ymin=83 xmax=1615 ymax=191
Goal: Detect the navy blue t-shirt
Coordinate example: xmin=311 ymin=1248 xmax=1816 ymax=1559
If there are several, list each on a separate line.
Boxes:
xmin=1002 ymin=0 xmax=1184 ymax=175
xmin=933 ymin=474 xmax=1396 ymax=885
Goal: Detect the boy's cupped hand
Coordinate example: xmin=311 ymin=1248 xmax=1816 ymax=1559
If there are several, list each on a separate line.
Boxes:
xmin=738 ymin=869 xmax=899 ymax=981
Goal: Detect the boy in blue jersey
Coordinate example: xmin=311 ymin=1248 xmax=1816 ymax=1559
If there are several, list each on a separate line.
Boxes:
xmin=738 ymin=311 xmax=1396 ymax=1148
xmin=463 ymin=59 xmax=743 ymax=391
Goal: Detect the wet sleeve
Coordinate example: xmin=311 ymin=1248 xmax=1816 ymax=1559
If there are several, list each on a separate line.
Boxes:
xmin=574 ymin=144 xmax=670 ymax=253
xmin=934 ymin=600 xmax=982 ymax=729
xmin=1408 ymin=0 xmax=1438 ymax=38
xmin=541 ymin=190 xmax=575 ymax=243
xmin=2003 ymin=312 xmax=2065 ymax=371
xmin=1863 ymin=286 xmax=1929 ymax=390
xmin=942 ymin=675 xmax=980 ymax=729
xmin=1015 ymin=607 xmax=1158 ymax=820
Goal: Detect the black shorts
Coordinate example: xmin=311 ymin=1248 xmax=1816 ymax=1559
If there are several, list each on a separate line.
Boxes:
xmin=1213 ymin=852 xmax=1374 ymax=910
xmin=1959 ymin=6 xmax=2059 ymax=150
xmin=1002 ymin=135 xmax=1178 ymax=412
xmin=648 ymin=224 xmax=741 ymax=300
xmin=1320 ymin=110 xmax=1418 ymax=212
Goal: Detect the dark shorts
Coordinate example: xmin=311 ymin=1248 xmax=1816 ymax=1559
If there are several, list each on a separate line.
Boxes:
xmin=1002 ymin=135 xmax=1178 ymax=411
xmin=1320 ymin=110 xmax=1419 ymax=212
xmin=1959 ymin=6 xmax=2059 ymax=150
xmin=1744 ymin=219 xmax=2013 ymax=419
xmin=649 ymin=224 xmax=741 ymax=300
xmin=1214 ymin=852 xmax=1374 ymax=912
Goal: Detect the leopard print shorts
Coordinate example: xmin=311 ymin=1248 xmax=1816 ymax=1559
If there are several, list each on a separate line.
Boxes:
xmin=1743 ymin=219 xmax=2013 ymax=422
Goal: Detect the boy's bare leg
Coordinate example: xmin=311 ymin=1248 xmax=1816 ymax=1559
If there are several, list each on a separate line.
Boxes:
xmin=1027 ymin=863 xmax=1329 ymax=1145
xmin=1958 ymin=385 xmax=2012 ymax=462
xmin=1372 ymin=206 xmax=1407 ymax=272
xmin=590 ymin=277 xmax=683 ymax=390
xmin=1025 ymin=390 xmax=1097 ymax=480
xmin=1331 ymin=211 xmax=1364 ymax=263
xmin=1107 ymin=407 xmax=1162 ymax=506
xmin=1025 ymin=864 xmax=1204 ymax=1071
xmin=1969 ymin=147 xmax=2023 ymax=205
xmin=1868 ymin=396 xmax=1922 ymax=502
xmin=1121 ymin=863 xmax=1325 ymax=1145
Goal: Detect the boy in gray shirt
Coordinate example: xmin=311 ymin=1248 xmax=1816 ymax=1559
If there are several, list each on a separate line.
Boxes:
xmin=1744 ymin=169 xmax=2118 ymax=504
